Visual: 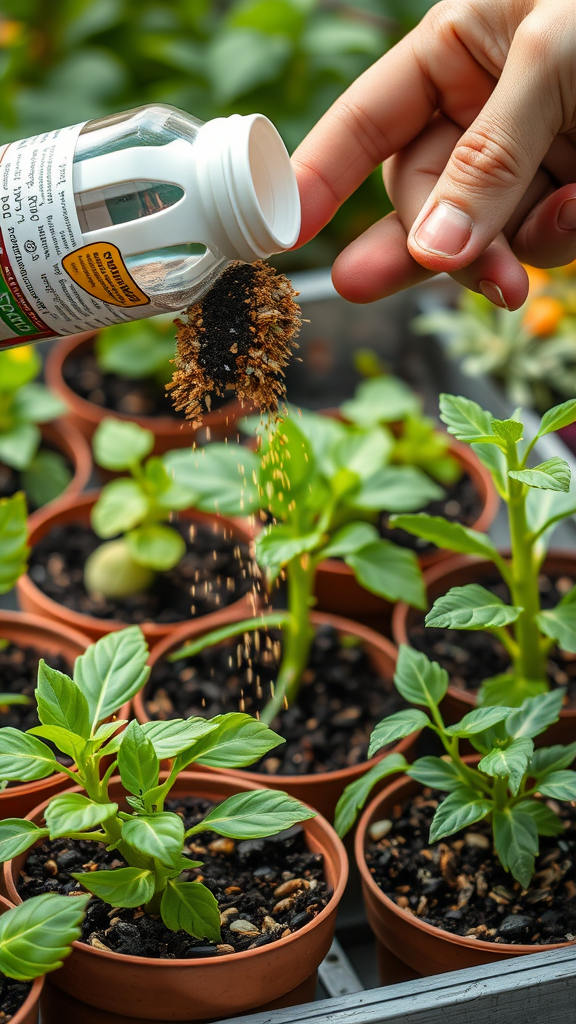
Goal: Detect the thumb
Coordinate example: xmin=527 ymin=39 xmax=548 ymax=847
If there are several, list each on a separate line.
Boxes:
xmin=407 ymin=19 xmax=561 ymax=272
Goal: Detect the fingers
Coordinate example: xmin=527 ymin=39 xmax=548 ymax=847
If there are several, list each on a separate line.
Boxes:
xmin=512 ymin=183 xmax=576 ymax=267
xmin=331 ymin=213 xmax=435 ymax=303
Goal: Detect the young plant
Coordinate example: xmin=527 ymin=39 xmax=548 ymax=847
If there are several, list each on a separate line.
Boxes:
xmin=0 ymin=626 xmax=314 ymax=942
xmin=165 ymin=407 xmax=442 ymax=723
xmin=0 ymin=892 xmax=89 ymax=984
xmin=335 ymin=644 xmax=576 ymax=889
xmin=0 ymin=347 xmax=70 ymax=507
xmin=0 ymin=491 xmax=30 ymax=710
xmin=95 ymin=316 xmax=176 ymax=389
xmin=390 ymin=394 xmax=576 ymax=707
xmin=85 ymin=417 xmax=196 ymax=599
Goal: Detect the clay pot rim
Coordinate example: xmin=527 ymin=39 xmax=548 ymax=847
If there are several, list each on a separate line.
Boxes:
xmin=19 ymin=491 xmax=258 ymax=638
xmin=0 ymin=895 xmax=44 ymax=1021
xmin=139 ymin=607 xmax=408 ymax=788
xmin=391 ymin=550 xmax=576 ymax=719
xmin=355 ymin=764 xmax=575 ymax=956
xmin=6 ymin=770 xmax=348 ymax=969
xmin=45 ymin=332 xmax=245 ymax=433
xmin=37 ymin=419 xmax=93 ymax=503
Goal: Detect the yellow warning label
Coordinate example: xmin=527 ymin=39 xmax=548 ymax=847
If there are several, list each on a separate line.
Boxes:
xmin=62 ymin=243 xmax=150 ymax=308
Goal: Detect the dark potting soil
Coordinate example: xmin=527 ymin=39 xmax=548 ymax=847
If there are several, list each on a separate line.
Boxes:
xmin=0 ymin=976 xmax=32 ymax=1021
xmin=17 ymin=796 xmax=330 ymax=959
xmin=62 ymin=349 xmax=232 ymax=419
xmin=28 ymin=521 xmax=257 ymax=625
xmin=0 ymin=445 xmax=73 ymax=511
xmin=379 ymin=471 xmax=482 ymax=554
xmin=366 ymin=789 xmax=576 ymax=945
xmin=409 ymin=572 xmax=576 ymax=707
xmin=0 ymin=642 xmax=71 ymax=733
xmin=145 ymin=624 xmax=404 ymax=776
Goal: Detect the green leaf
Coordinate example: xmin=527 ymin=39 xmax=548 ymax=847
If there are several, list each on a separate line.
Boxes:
xmin=189 ymin=790 xmax=314 ymax=839
xmin=117 ymin=720 xmax=159 ymax=797
xmin=36 ymin=660 xmax=90 ymax=738
xmin=389 ymin=514 xmax=498 ymax=560
xmin=89 ymin=720 xmax=127 ymax=753
xmin=425 ymin=585 xmax=522 ymax=630
xmin=505 ymin=689 xmax=565 ymax=739
xmin=45 ymin=793 xmax=117 ymax=838
xmin=22 ymin=449 xmax=72 ymax=507
xmin=333 ymin=427 xmax=393 ymax=481
xmin=122 ymin=813 xmax=184 ymax=867
xmin=163 ymin=446 xmax=259 ymax=516
xmin=28 ymin=724 xmax=86 ymax=762
xmin=537 ymin=398 xmax=576 ymax=437
xmin=492 ymin=418 xmax=523 ymax=445
xmin=93 ymin=417 xmax=154 ymax=471
xmin=74 ymin=626 xmax=150 ymax=727
xmin=368 ymin=709 xmax=429 ymax=757
xmin=175 ymin=713 xmax=283 ymax=770
xmin=0 ymin=347 xmax=40 ymax=392
xmin=0 ymin=492 xmax=29 ymax=593
xmin=477 ymin=672 xmax=548 ymax=709
xmin=334 ymin=753 xmax=408 ymax=838
xmin=509 ymin=458 xmax=571 ymax=493
xmin=208 ymin=28 xmax=291 ymax=104
xmin=346 ymin=540 xmax=425 ymax=609
xmin=493 ymin=807 xmax=538 ymax=887
xmin=429 ymin=788 xmax=492 ymax=843
xmin=0 ymin=422 xmax=40 ymax=471
xmin=322 ymin=522 xmax=379 ymax=559
xmin=256 ymin=524 xmax=323 ymax=569
xmin=139 ymin=718 xmax=218 ymax=760
xmin=406 ymin=757 xmax=462 ymax=792
xmin=12 ymin=382 xmax=66 ymax=424
xmin=126 ymin=524 xmax=185 ymax=571
xmin=393 ymin=645 xmax=449 ymax=709
xmin=0 ymin=728 xmax=58 ymax=781
xmin=444 ymin=706 xmax=513 ymax=738
xmin=514 ymin=800 xmax=563 ymax=837
xmin=529 ymin=742 xmax=576 ymax=777
xmin=91 ymin=479 xmax=149 ymax=538
xmin=161 ymin=880 xmax=220 ymax=941
xmin=537 ymin=770 xmax=576 ymax=801
xmin=340 ymin=376 xmax=420 ymax=427
xmin=439 ymin=394 xmax=495 ymax=443
xmin=352 ymin=466 xmax=443 ymax=513
xmin=0 ymin=820 xmax=49 ymax=863
xmin=95 ymin=318 xmax=175 ymax=379
xmin=478 ymin=736 xmax=534 ymax=795
xmin=72 ymin=867 xmax=155 ymax=908
xmin=0 ymin=892 xmax=89 ymax=981
xmin=537 ymin=605 xmax=576 ymax=653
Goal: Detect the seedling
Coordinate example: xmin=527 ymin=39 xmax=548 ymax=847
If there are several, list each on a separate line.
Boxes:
xmin=95 ymin=315 xmax=176 ymax=388
xmin=335 ymin=644 xmax=576 ymax=889
xmin=166 ymin=407 xmax=441 ymax=722
xmin=0 ymin=626 xmax=314 ymax=942
xmin=0 ymin=348 xmax=70 ymax=507
xmin=0 ymin=892 xmax=89 ymax=984
xmin=390 ymin=395 xmax=576 ymax=707
xmin=85 ymin=417 xmax=197 ymax=599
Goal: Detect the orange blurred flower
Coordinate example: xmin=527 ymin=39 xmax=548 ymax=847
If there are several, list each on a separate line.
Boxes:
xmin=522 ymin=296 xmax=565 ymax=337
xmin=0 ymin=20 xmax=21 ymax=47
xmin=523 ymin=265 xmax=551 ymax=295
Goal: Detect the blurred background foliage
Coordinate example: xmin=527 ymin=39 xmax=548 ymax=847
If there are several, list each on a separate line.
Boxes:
xmin=0 ymin=0 xmax=436 ymax=268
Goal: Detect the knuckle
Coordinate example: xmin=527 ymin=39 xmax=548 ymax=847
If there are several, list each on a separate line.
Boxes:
xmin=337 ymin=99 xmax=392 ymax=168
xmin=449 ymin=128 xmax=523 ymax=192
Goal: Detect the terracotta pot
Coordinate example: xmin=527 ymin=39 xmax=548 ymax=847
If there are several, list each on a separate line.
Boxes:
xmin=314 ymin=437 xmax=499 ymax=621
xmin=17 ymin=492 xmax=259 ymax=649
xmin=46 ymin=333 xmax=248 ymax=455
xmin=138 ymin=608 xmax=414 ymax=822
xmin=355 ymin=765 xmax=575 ymax=979
xmin=0 ymin=895 xmax=44 ymax=1024
xmin=5 ymin=772 xmax=348 ymax=1023
xmin=392 ymin=552 xmax=576 ymax=744
xmin=36 ymin=420 xmax=92 ymax=505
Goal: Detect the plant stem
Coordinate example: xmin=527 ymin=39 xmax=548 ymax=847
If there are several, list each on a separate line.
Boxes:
xmin=506 ymin=454 xmax=547 ymax=686
xmin=260 ymin=554 xmax=315 ymax=725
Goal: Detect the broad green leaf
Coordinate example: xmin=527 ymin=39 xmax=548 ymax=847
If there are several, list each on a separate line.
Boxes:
xmin=393 ymin=645 xmax=449 ymax=709
xmin=256 ymin=524 xmax=323 ymax=569
xmin=406 ymin=756 xmax=462 ymax=792
xmin=164 ymin=446 xmax=259 ymax=516
xmin=505 ymin=689 xmax=565 ymax=739
xmin=514 ymin=800 xmax=563 ymax=837
xmin=340 ymin=376 xmax=420 ymax=427
xmin=322 ymin=522 xmax=379 ymax=559
xmin=537 ymin=398 xmax=576 ymax=437
xmin=478 ymin=736 xmax=534 ymax=795
xmin=208 ymin=28 xmax=291 ymax=105
xmin=0 ymin=422 xmax=40 ymax=471
xmin=285 ymin=407 xmax=347 ymax=478
xmin=368 ymin=709 xmax=429 ymax=756
xmin=352 ymin=466 xmax=443 ymax=512
xmin=126 ymin=524 xmax=185 ymax=571
xmin=439 ymin=394 xmax=495 ymax=442
xmin=333 ymin=427 xmax=393 ymax=481
xmin=389 ymin=514 xmax=498 ymax=560
xmin=492 ymin=418 xmax=523 ymax=445
xmin=161 ymin=880 xmax=220 ymax=941
xmin=36 ymin=660 xmax=90 ymax=738
xmin=12 ymin=382 xmax=66 ymax=424
xmin=117 ymin=720 xmax=159 ymax=796
xmin=493 ymin=807 xmax=538 ymax=887
xmin=509 ymin=458 xmax=571 ymax=493
xmin=334 ymin=753 xmax=408 ymax=837
xmin=96 ymin=317 xmax=175 ymax=379
xmin=0 ymin=820 xmax=48 ymax=863
xmin=22 ymin=449 xmax=72 ymax=507
xmin=537 ymin=605 xmax=576 ymax=653
xmin=93 ymin=417 xmax=154 ymax=471
xmin=91 ymin=478 xmax=149 ymax=538
xmin=0 ymin=892 xmax=89 ymax=981
xmin=28 ymin=724 xmax=86 ymax=762
xmin=187 ymin=713 xmax=284 ymax=769
xmin=189 ymin=790 xmax=314 ymax=839
xmin=90 ymin=720 xmax=127 ymax=750
xmin=444 ymin=706 xmax=513 ymax=738
xmin=529 ymin=741 xmax=576 ymax=777
xmin=346 ymin=540 xmax=426 ymax=609
xmin=425 ymin=585 xmax=522 ymax=630
xmin=477 ymin=672 xmax=548 ymax=709
xmin=260 ymin=417 xmax=315 ymax=517
xmin=45 ymin=793 xmax=117 ymax=838
xmin=74 ymin=626 xmax=150 ymax=727
xmin=0 ymin=728 xmax=58 ymax=781
xmin=537 ymin=770 xmax=576 ymax=801
xmin=72 ymin=866 xmax=155 ymax=907
xmin=429 ymin=787 xmax=492 ymax=843
xmin=140 ymin=718 xmax=218 ymax=760
xmin=122 ymin=812 xmax=185 ymax=867
xmin=0 ymin=492 xmax=29 ymax=593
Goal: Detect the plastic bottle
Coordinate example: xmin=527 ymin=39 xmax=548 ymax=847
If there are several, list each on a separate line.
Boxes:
xmin=0 ymin=103 xmax=300 ymax=348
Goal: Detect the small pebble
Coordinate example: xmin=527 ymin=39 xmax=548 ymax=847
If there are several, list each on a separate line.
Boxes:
xmin=209 ymin=838 xmax=235 ymax=855
xmin=369 ymin=820 xmax=393 ymax=842
xmin=273 ymin=897 xmax=297 ymax=914
xmin=229 ymin=919 xmax=259 ymax=935
xmin=498 ymin=915 xmax=534 ymax=940
xmin=464 ymin=832 xmax=490 ymax=850
xmin=273 ymin=878 xmax=308 ymax=898
xmin=217 ymin=944 xmax=235 ymax=955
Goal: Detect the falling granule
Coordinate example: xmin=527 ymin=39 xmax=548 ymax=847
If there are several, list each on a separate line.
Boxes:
xmin=167 ymin=260 xmax=301 ymax=423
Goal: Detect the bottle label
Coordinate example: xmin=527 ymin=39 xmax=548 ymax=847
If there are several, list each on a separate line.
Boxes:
xmin=0 ymin=124 xmax=150 ymax=347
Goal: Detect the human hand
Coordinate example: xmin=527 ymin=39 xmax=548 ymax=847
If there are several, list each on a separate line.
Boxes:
xmin=292 ymin=0 xmax=576 ymax=310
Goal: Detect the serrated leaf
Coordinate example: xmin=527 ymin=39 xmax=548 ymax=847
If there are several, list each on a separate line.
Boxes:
xmin=346 ymin=540 xmax=425 ymax=609
xmin=492 ymin=419 xmax=523 ymax=444
xmin=36 ymin=660 xmax=90 ymax=738
xmin=537 ymin=605 xmax=576 ymax=653
xmin=406 ymin=757 xmax=462 ymax=792
xmin=139 ymin=718 xmax=218 ymax=759
xmin=74 ymin=626 xmax=150 ymax=727
xmin=444 ymin=706 xmax=513 ymax=738
xmin=514 ymin=800 xmax=563 ymax=837
xmin=538 ymin=399 xmax=576 ymax=438
xmin=322 ymin=522 xmax=379 ymax=559
xmin=180 ymin=713 xmax=283 ymax=769
xmin=479 ymin=737 xmax=534 ymax=795
xmin=72 ymin=867 xmax=155 ymax=908
xmin=0 ymin=728 xmax=58 ymax=781
xmin=93 ymin=417 xmax=154 ymax=471
xmin=426 ymin=585 xmax=522 ymax=630
xmin=117 ymin=720 xmax=159 ymax=797
xmin=45 ymin=793 xmax=117 ymax=838
xmin=189 ymin=790 xmax=314 ymax=839
xmin=0 ymin=820 xmax=48 ymax=863
xmin=389 ymin=514 xmax=498 ymax=560
xmin=122 ymin=813 xmax=184 ymax=867
xmin=537 ymin=770 xmax=576 ymax=801
xmin=126 ymin=524 xmax=185 ymax=571
xmin=393 ymin=645 xmax=449 ymax=709
xmin=529 ymin=741 xmax=576 ymax=777
xmin=505 ymin=689 xmax=565 ymax=739
xmin=91 ymin=478 xmax=149 ymax=538
xmin=334 ymin=753 xmax=408 ymax=837
xmin=161 ymin=880 xmax=220 ymax=941
xmin=493 ymin=807 xmax=538 ymax=887
xmin=509 ymin=458 xmax=571 ymax=493
xmin=439 ymin=394 xmax=495 ymax=442
xmin=429 ymin=788 xmax=492 ymax=843
xmin=0 ymin=892 xmax=89 ymax=981
xmin=368 ymin=709 xmax=429 ymax=757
